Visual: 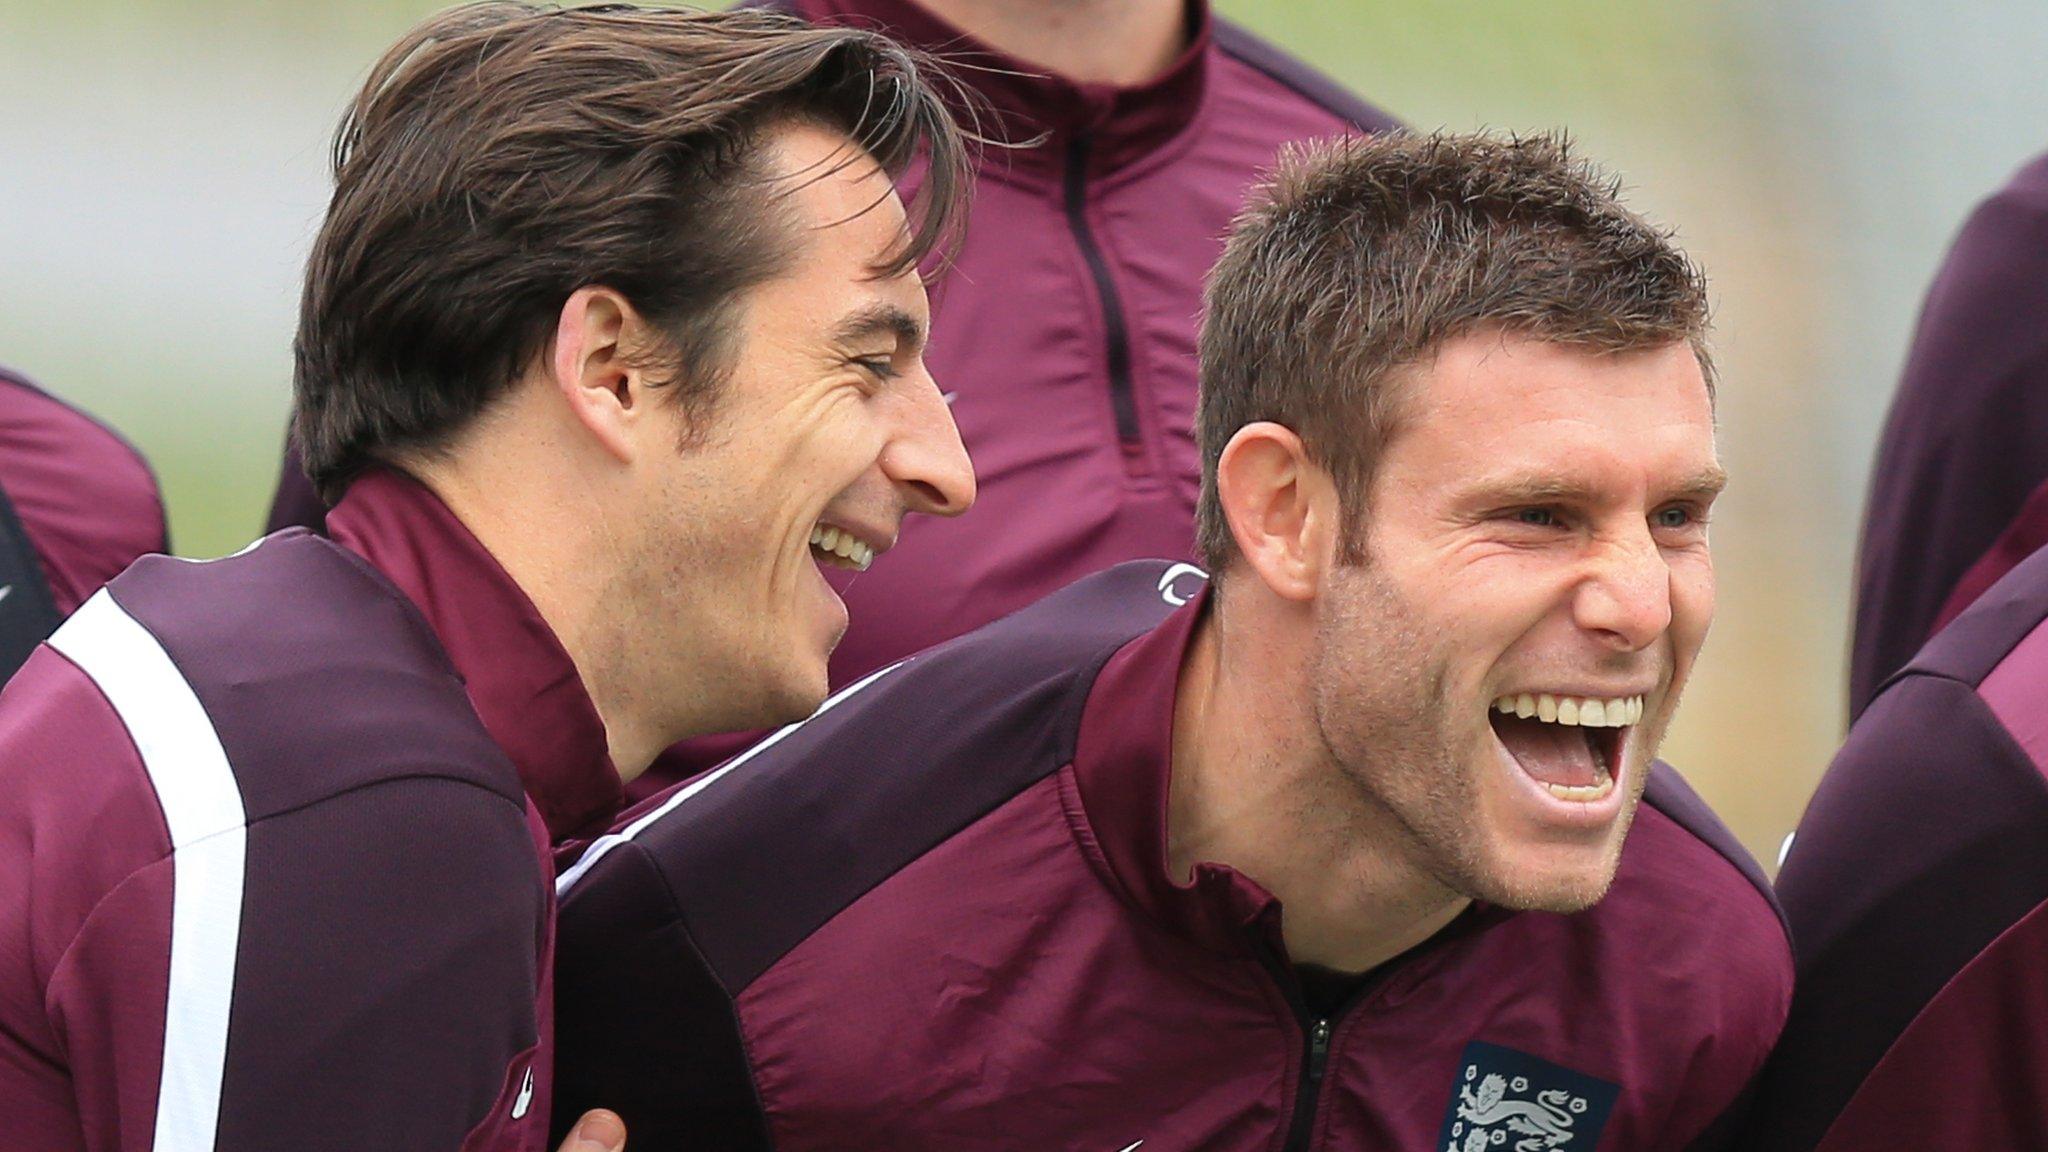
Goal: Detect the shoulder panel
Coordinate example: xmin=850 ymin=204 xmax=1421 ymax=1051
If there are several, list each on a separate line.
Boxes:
xmin=565 ymin=560 xmax=1198 ymax=992
xmin=1753 ymin=673 xmax=2048 ymax=1151
xmin=1210 ymin=18 xmax=1401 ymax=133
xmin=1642 ymin=760 xmax=1786 ymax=939
xmin=98 ymin=533 xmax=524 ymax=821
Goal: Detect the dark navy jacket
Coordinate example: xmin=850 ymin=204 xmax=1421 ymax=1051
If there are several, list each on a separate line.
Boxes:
xmin=0 ymin=470 xmax=622 ymax=1151
xmin=1752 ymin=544 xmax=2048 ymax=1150
xmin=1850 ymin=150 xmax=2048 ymax=719
xmin=554 ymin=562 xmax=1792 ymax=1152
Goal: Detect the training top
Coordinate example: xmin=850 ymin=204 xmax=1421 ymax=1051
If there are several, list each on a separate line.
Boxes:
xmin=0 ymin=468 xmax=623 ymax=1151
xmin=260 ymin=0 xmax=1400 ymax=795
xmin=1749 ymin=544 xmax=2048 ymax=1150
xmin=1849 ymin=149 xmax=2048 ymax=719
xmin=553 ymin=560 xmax=1793 ymax=1152
xmin=0 ymin=365 xmax=168 ymax=665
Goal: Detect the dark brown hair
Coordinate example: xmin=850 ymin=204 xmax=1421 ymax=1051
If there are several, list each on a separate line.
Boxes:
xmin=1194 ymin=130 xmax=1712 ymax=572
xmin=294 ymin=1 xmax=974 ymax=501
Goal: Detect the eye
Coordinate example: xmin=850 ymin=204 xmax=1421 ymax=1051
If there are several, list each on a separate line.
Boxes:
xmin=851 ymin=355 xmax=900 ymax=382
xmin=1512 ymin=507 xmax=1559 ymax=527
xmin=1653 ymin=505 xmax=1697 ymax=529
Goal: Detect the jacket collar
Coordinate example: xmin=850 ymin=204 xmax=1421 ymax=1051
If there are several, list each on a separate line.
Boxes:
xmin=1073 ymin=587 xmax=1508 ymax=966
xmin=1071 ymin=587 xmax=1289 ymax=956
xmin=327 ymin=468 xmax=624 ymax=841
xmin=793 ymin=0 xmax=1213 ymax=182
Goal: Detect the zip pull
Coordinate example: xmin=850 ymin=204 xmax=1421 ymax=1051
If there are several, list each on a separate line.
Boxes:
xmin=1307 ymin=1018 xmax=1332 ymax=1085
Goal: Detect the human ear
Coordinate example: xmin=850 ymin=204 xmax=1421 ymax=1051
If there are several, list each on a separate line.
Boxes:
xmin=1215 ymin=422 xmax=1339 ymax=602
xmin=550 ymin=286 xmax=646 ymax=464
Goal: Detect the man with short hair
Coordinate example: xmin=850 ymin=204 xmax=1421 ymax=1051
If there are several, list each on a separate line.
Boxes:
xmin=552 ymin=132 xmax=1792 ymax=1151
xmin=0 ymin=4 xmax=973 ymax=1149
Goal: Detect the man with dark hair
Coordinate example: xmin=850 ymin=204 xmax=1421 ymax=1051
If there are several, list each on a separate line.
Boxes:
xmin=552 ymin=132 xmax=1791 ymax=1151
xmin=0 ymin=4 xmax=973 ymax=1149
xmin=265 ymin=0 xmax=1400 ymax=798
xmin=0 ymin=366 xmax=168 ymax=676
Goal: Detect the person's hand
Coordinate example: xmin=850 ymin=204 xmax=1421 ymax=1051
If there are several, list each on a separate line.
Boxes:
xmin=556 ymin=1109 xmax=627 ymax=1152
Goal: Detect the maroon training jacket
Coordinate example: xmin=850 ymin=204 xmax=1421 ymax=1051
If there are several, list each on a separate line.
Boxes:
xmin=1849 ymin=150 xmax=2048 ymax=719
xmin=0 ymin=364 xmax=167 ymax=612
xmin=0 ymin=469 xmax=622 ymax=1151
xmin=262 ymin=0 xmax=1399 ymax=796
xmin=1752 ymin=543 xmax=2048 ymax=1149
xmin=553 ymin=561 xmax=1794 ymax=1152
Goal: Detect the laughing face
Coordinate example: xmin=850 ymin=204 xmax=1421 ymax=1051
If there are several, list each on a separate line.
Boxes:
xmin=1310 ymin=331 xmax=1721 ymax=912
xmin=634 ymin=122 xmax=975 ymax=733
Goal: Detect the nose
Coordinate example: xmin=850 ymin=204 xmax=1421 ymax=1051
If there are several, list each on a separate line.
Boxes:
xmin=883 ymin=372 xmax=976 ymax=518
xmin=1572 ymin=528 xmax=1673 ymax=651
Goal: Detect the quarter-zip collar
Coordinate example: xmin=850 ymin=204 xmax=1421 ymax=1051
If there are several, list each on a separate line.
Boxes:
xmin=1071 ymin=587 xmax=1288 ymax=956
xmin=794 ymin=0 xmax=1213 ymax=182
xmin=327 ymin=468 xmax=624 ymax=841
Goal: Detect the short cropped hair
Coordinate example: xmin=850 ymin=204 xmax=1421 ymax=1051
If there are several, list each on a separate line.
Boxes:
xmin=295 ymin=2 xmax=973 ymax=502
xmin=1194 ymin=130 xmax=1712 ymax=572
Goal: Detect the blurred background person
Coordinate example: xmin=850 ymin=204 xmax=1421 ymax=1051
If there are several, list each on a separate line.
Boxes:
xmin=261 ymin=0 xmax=1400 ymax=795
xmin=1847 ymin=150 xmax=2048 ymax=720
xmin=0 ymin=365 xmax=166 ymax=678
xmin=1753 ymin=526 xmax=2048 ymax=1150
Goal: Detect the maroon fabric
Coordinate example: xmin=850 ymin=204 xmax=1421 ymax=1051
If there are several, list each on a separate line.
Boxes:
xmin=1809 ymin=900 xmax=2048 ymax=1150
xmin=554 ymin=563 xmax=1792 ymax=1150
xmin=1849 ymin=150 xmax=2048 ymax=720
xmin=0 ymin=474 xmax=622 ymax=1150
xmin=0 ymin=366 xmax=166 ymax=614
xmin=328 ymin=468 xmax=623 ymax=839
xmin=263 ymin=435 xmax=323 ymax=536
xmin=1752 ymin=545 xmax=2048 ymax=1150
xmin=0 ymin=649 xmax=172 ymax=1151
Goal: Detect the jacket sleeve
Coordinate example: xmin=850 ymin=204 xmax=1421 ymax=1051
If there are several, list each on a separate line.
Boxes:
xmin=33 ymin=731 xmax=551 ymax=1150
xmin=553 ymin=841 xmax=772 ymax=1151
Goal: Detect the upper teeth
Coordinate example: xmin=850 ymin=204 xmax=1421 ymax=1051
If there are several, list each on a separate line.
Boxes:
xmin=1491 ymin=693 xmax=1642 ymax=727
xmin=810 ymin=525 xmax=874 ymax=572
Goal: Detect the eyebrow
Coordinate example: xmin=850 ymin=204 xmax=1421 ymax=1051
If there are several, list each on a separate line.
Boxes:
xmin=831 ymin=302 xmax=927 ymax=356
xmin=1457 ymin=465 xmax=1729 ymax=507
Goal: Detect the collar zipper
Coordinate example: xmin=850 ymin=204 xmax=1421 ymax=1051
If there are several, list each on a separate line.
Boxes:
xmin=1061 ymin=134 xmax=1148 ymax=476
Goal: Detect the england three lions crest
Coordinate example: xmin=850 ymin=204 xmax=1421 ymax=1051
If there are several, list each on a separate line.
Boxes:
xmin=1437 ymin=1042 xmax=1619 ymax=1152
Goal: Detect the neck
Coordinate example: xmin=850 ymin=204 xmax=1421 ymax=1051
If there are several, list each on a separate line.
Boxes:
xmin=404 ymin=419 xmax=669 ymax=783
xmin=911 ymin=0 xmax=1190 ymax=87
xmin=1169 ymin=587 xmax=1470 ymax=974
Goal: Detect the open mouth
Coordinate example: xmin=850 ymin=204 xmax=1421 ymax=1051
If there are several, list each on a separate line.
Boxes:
xmin=809 ymin=523 xmax=875 ymax=572
xmin=1487 ymin=693 xmax=1641 ymax=803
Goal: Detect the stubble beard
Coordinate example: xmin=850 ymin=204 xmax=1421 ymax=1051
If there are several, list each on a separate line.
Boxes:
xmin=1308 ymin=564 xmax=1648 ymax=916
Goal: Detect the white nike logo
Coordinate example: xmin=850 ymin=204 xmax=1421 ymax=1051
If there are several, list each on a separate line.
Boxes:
xmin=510 ymin=1066 xmax=535 ymax=1120
xmin=0 ymin=585 xmax=11 ymax=606
xmin=941 ymin=391 xmax=959 ymax=406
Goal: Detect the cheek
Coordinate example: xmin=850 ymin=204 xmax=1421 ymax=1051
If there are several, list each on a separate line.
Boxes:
xmin=1668 ymin=557 xmax=1717 ymax=649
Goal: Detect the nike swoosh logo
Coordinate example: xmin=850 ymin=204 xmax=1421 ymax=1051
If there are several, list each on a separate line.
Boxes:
xmin=0 ymin=585 xmax=11 ymax=605
xmin=941 ymin=391 xmax=958 ymax=406
xmin=510 ymin=1066 xmax=535 ymax=1120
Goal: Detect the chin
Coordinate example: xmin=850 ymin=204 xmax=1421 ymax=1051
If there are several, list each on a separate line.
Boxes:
xmin=1460 ymin=832 xmax=1630 ymax=914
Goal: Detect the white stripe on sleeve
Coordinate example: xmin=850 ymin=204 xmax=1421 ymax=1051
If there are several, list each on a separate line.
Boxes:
xmin=557 ymin=659 xmax=905 ymax=896
xmin=50 ymin=590 xmax=248 ymax=1152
